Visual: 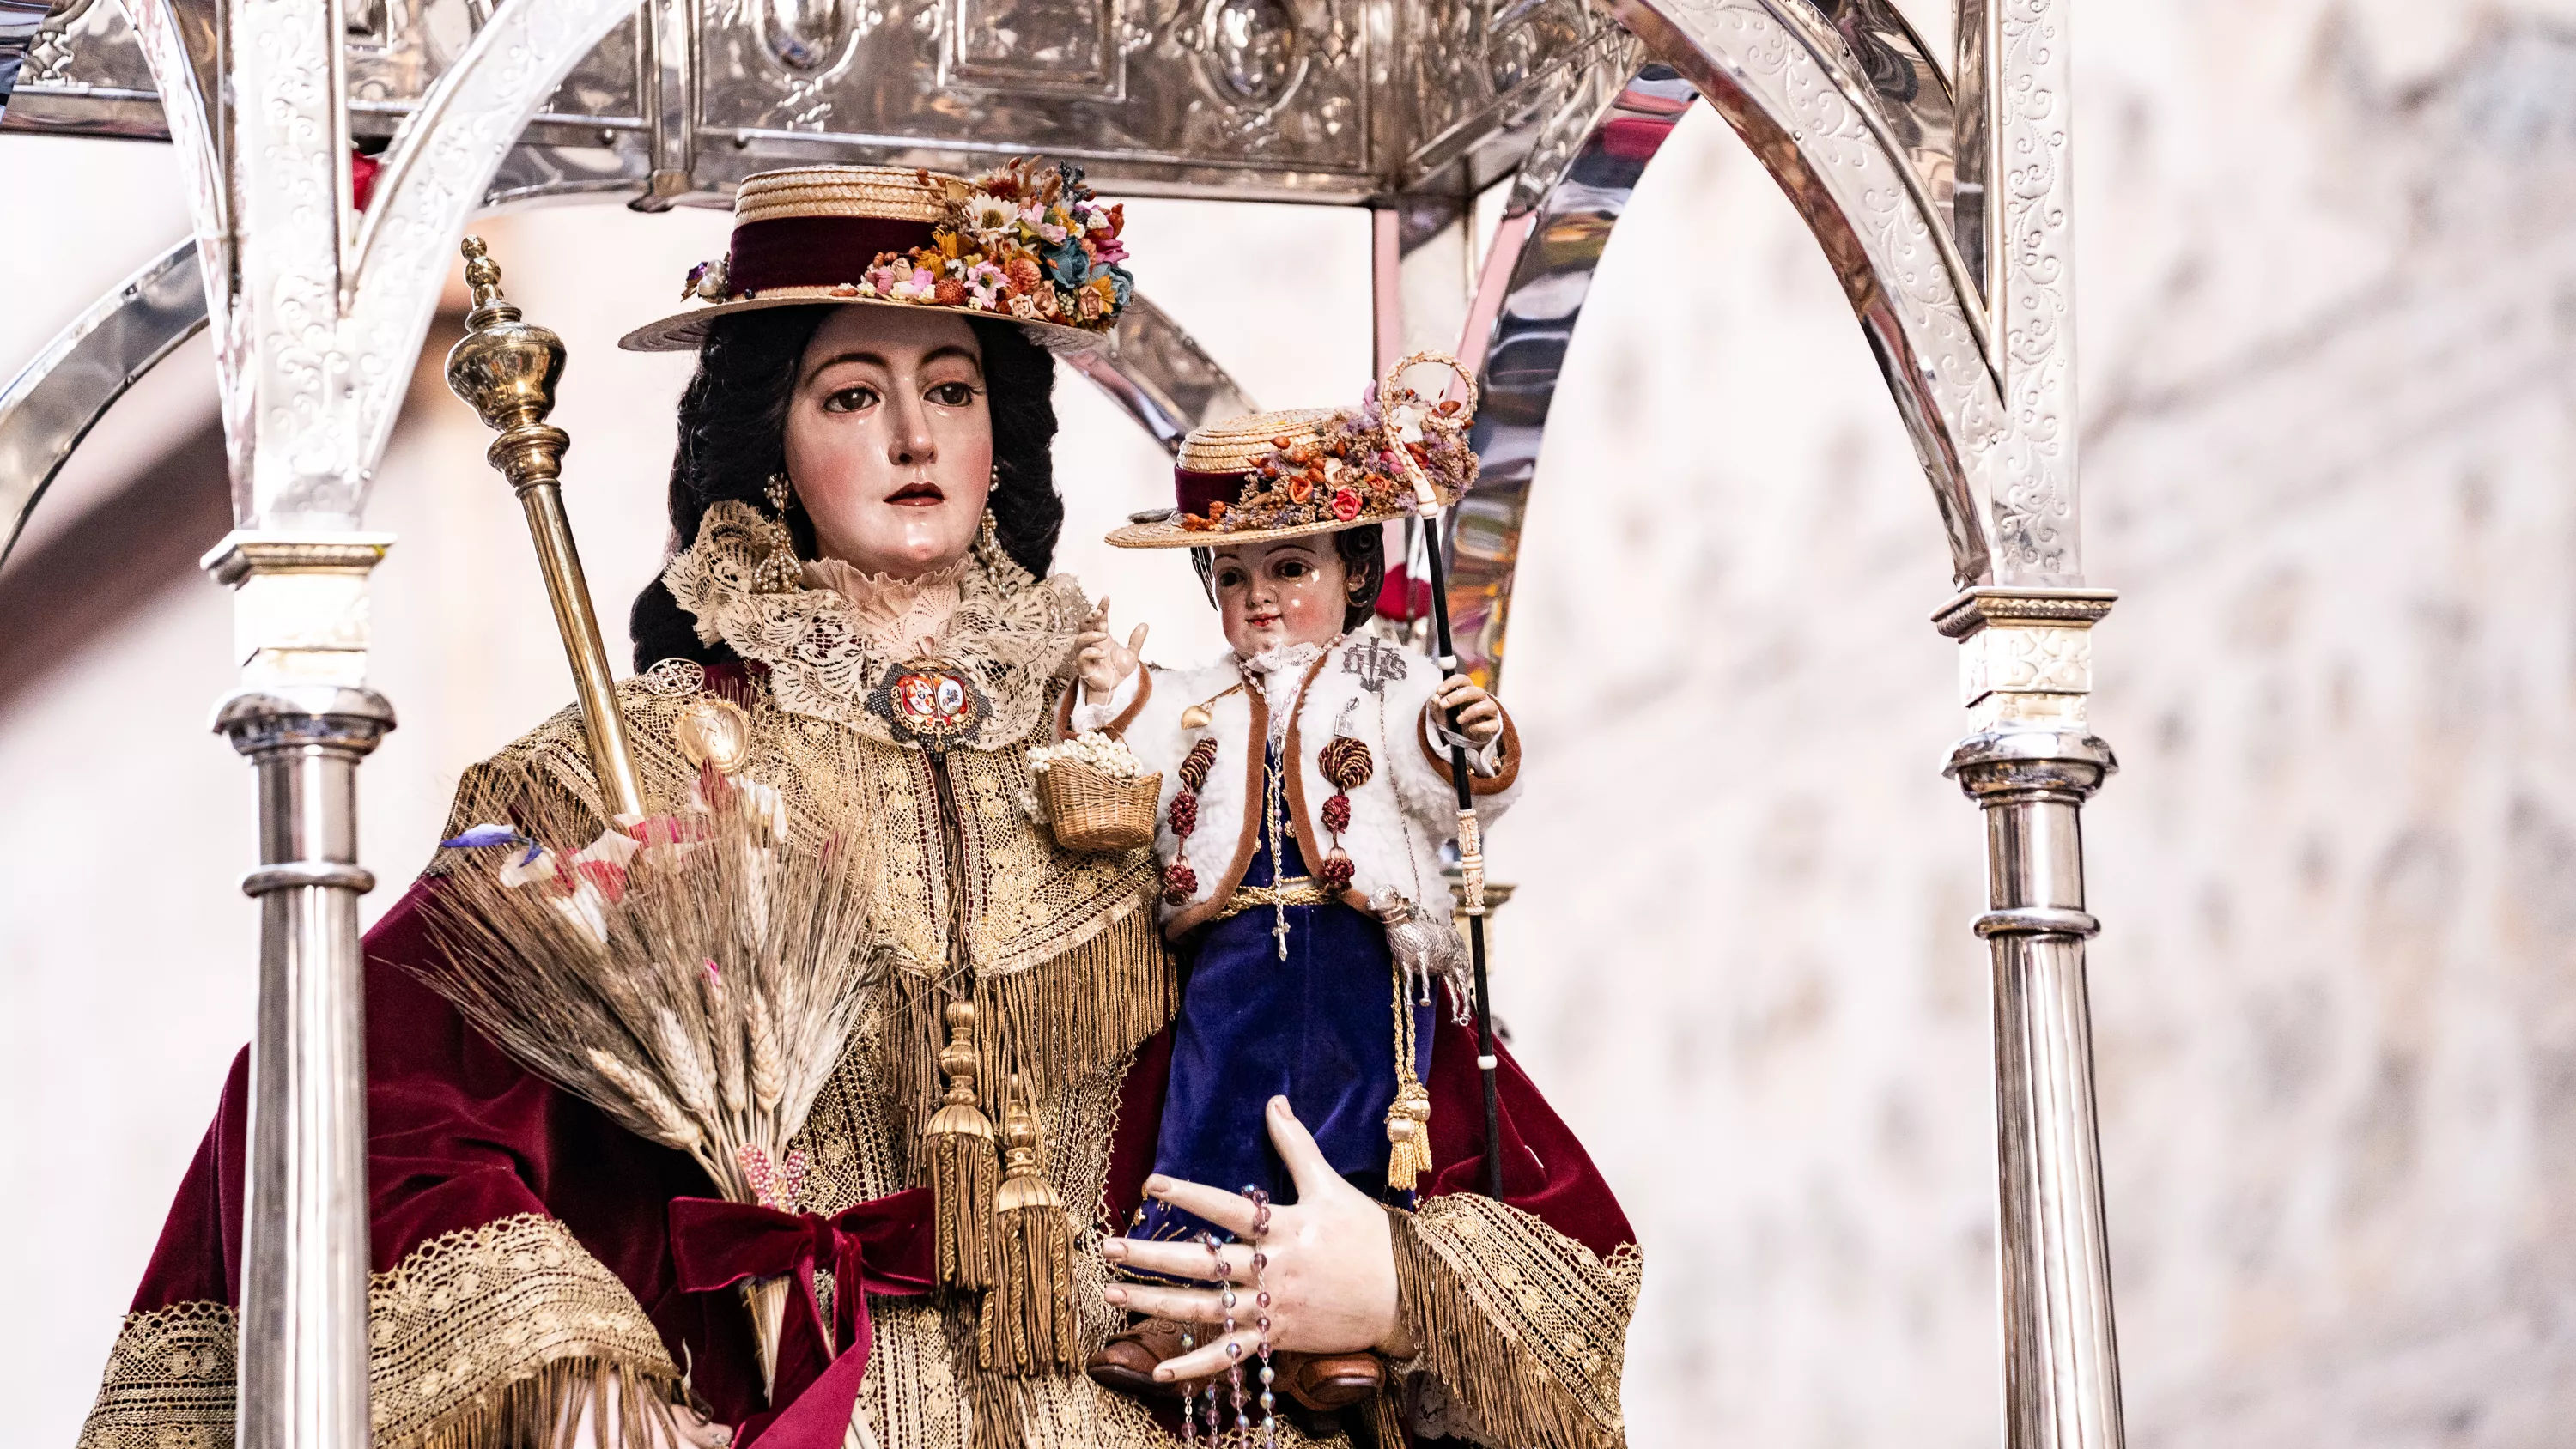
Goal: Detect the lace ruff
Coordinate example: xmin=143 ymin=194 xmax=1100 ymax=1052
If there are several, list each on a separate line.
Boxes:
xmin=801 ymin=555 xmax=966 ymax=658
xmin=665 ymin=501 xmax=1086 ymax=750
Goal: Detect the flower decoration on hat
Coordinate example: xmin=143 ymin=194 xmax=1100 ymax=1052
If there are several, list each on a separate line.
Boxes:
xmin=1105 ymin=355 xmax=1481 ymax=549
xmin=625 ymin=159 xmax=1133 ymax=352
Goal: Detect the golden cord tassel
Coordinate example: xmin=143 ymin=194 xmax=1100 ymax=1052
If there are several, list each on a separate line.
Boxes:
xmin=1386 ymin=964 xmax=1433 ymax=1192
xmin=916 ymin=1001 xmax=998 ymax=1292
xmin=980 ymin=1076 xmax=1078 ymax=1375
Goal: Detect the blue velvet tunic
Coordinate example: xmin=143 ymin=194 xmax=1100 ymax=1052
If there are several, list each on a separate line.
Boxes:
xmin=1132 ymin=745 xmax=1436 ymax=1245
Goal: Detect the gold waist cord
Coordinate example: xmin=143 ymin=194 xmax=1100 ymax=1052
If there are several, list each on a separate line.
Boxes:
xmin=1212 ymin=876 xmax=1330 ymax=921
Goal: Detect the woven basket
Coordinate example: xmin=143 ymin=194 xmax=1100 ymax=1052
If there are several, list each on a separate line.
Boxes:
xmin=1039 ymin=760 xmax=1162 ymax=852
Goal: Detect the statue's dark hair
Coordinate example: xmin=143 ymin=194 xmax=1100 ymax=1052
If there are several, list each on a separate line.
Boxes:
xmin=1189 ymin=523 xmax=1387 ymax=634
xmin=628 ymin=306 xmax=1061 ymax=670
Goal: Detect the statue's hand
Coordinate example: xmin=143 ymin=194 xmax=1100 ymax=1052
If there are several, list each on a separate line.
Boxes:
xmin=1075 ymin=597 xmax=1149 ymax=705
xmin=1098 ymin=1096 xmax=1418 ymax=1373
xmin=1430 ymin=675 xmax=1502 ymax=747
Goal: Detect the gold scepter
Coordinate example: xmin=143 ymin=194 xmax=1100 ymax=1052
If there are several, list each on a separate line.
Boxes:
xmin=433 ymin=239 xmax=879 ymax=1404
xmin=444 ymin=236 xmax=647 ymax=820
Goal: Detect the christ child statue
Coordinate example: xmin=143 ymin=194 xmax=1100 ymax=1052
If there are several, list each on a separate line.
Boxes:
xmin=1062 ymin=398 xmax=1516 ymax=1412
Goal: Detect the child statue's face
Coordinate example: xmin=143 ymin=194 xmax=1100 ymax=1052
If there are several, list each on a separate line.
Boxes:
xmin=782 ymin=306 xmax=997 ymax=579
xmin=1211 ymin=539 xmax=1348 ymax=657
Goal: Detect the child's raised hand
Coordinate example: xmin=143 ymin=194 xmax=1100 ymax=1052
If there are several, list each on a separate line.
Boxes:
xmin=1076 ymin=598 xmax=1149 ymax=703
xmin=1431 ymin=674 xmax=1503 ymax=745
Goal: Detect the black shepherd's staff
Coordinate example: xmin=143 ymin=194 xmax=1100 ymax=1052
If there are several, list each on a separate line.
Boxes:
xmin=1383 ymin=351 xmax=1506 ymax=1203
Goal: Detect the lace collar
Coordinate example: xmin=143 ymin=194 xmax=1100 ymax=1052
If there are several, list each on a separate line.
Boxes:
xmin=800 ymin=555 xmax=966 ymax=658
xmin=662 ymin=500 xmax=1087 ymax=750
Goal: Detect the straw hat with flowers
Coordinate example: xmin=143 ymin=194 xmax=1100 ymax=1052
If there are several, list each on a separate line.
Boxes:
xmin=1106 ymin=369 xmax=1479 ymax=549
xmin=620 ymin=158 xmax=1133 ymax=354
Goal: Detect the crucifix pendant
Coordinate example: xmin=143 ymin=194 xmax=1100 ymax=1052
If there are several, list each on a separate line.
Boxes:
xmin=1273 ymin=908 xmax=1291 ymax=961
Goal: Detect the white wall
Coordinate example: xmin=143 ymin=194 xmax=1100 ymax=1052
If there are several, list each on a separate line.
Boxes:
xmin=10 ymin=3 xmax=2576 ymax=1445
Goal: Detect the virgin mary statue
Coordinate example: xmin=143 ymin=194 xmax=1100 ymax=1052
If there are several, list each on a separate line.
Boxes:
xmin=77 ymin=160 xmax=1643 ymax=1449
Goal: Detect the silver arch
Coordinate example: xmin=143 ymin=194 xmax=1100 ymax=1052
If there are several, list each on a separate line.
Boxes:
xmin=1608 ymin=0 xmax=2007 ymax=588
xmin=0 ymin=236 xmax=204 ymax=570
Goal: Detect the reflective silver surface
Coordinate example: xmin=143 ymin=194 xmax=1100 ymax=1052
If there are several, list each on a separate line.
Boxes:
xmin=0 ymin=236 xmax=208 ymax=570
xmin=1955 ymin=0 xmax=2082 ymax=583
xmin=1064 ymin=294 xmax=1261 ymax=452
xmin=0 ymin=0 xmax=48 ymax=118
xmin=214 ymin=684 xmax=395 ymax=1449
xmin=1446 ymin=58 xmax=1692 ymax=689
xmin=11 ymin=0 xmax=1623 ymax=201
xmin=1939 ymin=586 xmax=2127 ymax=1449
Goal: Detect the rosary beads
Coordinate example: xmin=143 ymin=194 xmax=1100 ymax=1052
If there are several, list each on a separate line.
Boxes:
xmin=1180 ymin=1188 xmax=1279 ymax=1449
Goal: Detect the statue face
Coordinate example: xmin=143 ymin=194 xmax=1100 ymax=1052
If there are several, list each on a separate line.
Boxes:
xmin=1211 ymin=538 xmax=1348 ymax=657
xmin=782 ymin=306 xmax=996 ymax=579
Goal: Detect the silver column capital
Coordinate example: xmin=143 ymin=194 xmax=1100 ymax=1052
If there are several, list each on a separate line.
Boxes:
xmin=213 ymin=684 xmax=399 ymax=754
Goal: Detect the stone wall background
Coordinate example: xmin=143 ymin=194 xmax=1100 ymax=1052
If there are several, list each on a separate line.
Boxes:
xmin=8 ymin=2 xmax=2576 ymax=1445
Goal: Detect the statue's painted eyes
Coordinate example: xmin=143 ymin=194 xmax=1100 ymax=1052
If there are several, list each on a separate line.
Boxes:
xmin=1276 ymin=559 xmax=1309 ymax=579
xmin=822 ymin=385 xmax=880 ymax=414
xmin=927 ymin=381 xmax=978 ymax=407
xmin=1215 ymin=567 xmax=1249 ymax=590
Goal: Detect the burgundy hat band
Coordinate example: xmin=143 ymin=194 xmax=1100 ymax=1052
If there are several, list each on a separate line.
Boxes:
xmin=1174 ymin=468 xmax=1251 ymax=521
xmin=726 ymin=215 xmax=942 ymax=294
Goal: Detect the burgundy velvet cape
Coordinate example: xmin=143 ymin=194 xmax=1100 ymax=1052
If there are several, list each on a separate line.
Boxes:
xmin=124 ymin=884 xmax=1633 ymax=1446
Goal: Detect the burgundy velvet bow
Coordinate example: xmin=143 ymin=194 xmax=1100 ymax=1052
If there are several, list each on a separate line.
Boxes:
xmin=668 ymin=1189 xmax=935 ymax=1440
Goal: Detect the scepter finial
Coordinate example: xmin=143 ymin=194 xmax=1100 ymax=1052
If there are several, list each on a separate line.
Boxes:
xmin=459 ymin=236 xmax=520 ymax=325
xmin=440 ymin=236 xmax=644 ymax=821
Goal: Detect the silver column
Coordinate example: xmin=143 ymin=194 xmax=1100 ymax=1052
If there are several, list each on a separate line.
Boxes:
xmin=1938 ymin=586 xmax=2123 ymax=1449
xmin=206 ymin=536 xmax=396 ymax=1449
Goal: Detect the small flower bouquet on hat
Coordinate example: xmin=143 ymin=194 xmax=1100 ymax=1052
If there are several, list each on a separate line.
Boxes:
xmin=1026 ymin=730 xmax=1161 ymax=853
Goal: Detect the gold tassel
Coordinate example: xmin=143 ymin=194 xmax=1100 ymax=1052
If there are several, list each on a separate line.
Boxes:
xmin=917 ymin=1000 xmax=999 ymax=1293
xmin=1385 ymin=1082 xmax=1433 ymax=1193
xmin=1386 ymin=962 xmax=1432 ymax=1192
xmin=979 ymin=1076 xmax=1078 ymax=1376
xmin=887 ymin=903 xmax=1174 ymax=1130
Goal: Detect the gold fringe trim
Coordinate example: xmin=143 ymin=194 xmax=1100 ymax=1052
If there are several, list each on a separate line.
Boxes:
xmin=889 ymin=898 xmax=1174 ymax=1127
xmin=1387 ymin=1197 xmax=1641 ymax=1449
xmin=76 ymin=1300 xmax=238 ymax=1449
xmin=409 ymin=1358 xmax=686 ymax=1449
xmin=1362 ymin=1386 xmax=1410 ymax=1449
xmin=367 ymin=1214 xmax=683 ymax=1449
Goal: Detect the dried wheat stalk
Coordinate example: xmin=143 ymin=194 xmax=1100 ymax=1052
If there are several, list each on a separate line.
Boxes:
xmin=412 ymin=768 xmax=882 ymax=1206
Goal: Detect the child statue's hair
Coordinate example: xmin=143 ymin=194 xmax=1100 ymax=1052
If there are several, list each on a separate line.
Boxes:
xmin=1188 ymin=524 xmax=1387 ymax=634
xmin=629 ymin=306 xmax=1063 ymax=670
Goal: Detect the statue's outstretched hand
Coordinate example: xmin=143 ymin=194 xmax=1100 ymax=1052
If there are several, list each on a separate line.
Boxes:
xmin=1076 ymin=597 xmax=1149 ymax=705
xmin=1098 ymin=1096 xmax=1419 ymax=1377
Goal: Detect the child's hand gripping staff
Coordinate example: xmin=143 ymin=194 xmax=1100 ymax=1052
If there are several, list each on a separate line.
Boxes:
xmin=1380 ymin=350 xmax=1507 ymax=1203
